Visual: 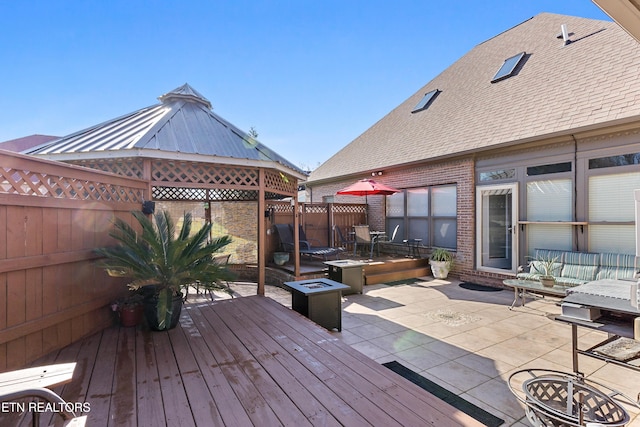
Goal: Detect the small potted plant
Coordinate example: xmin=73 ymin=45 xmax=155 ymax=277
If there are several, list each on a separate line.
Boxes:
xmin=528 ymin=254 xmax=560 ymax=287
xmin=111 ymin=293 xmax=144 ymax=327
xmin=273 ymin=251 xmax=290 ymax=265
xmin=429 ymin=248 xmax=454 ymax=279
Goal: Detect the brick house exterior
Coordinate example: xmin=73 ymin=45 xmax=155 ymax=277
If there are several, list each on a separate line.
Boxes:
xmin=305 ymin=13 xmax=640 ymax=286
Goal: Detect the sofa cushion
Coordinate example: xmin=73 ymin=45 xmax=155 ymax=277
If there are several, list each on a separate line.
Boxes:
xmin=516 ymin=272 xmax=540 ymax=281
xmin=560 ymin=252 xmax=599 ymax=281
xmin=596 ymin=252 xmax=640 ymax=281
xmin=555 ymin=277 xmax=589 ymax=287
xmin=534 ymin=249 xmax=566 ymax=263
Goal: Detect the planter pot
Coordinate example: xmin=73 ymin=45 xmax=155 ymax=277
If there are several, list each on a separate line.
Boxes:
xmin=539 ymin=276 xmax=556 ymax=287
xmin=143 ymin=288 xmax=184 ymax=331
xmin=429 ymin=260 xmax=451 ymax=279
xmin=119 ymin=305 xmax=144 ymax=327
xmin=273 ymin=252 xmax=290 ymax=266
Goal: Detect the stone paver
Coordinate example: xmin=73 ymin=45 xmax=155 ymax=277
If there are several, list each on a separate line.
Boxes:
xmin=337 ymin=277 xmax=640 ymax=427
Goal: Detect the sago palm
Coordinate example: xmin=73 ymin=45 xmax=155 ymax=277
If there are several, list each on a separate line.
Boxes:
xmin=96 ymin=210 xmax=233 ymax=330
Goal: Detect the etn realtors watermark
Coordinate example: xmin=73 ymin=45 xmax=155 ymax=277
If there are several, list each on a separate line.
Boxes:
xmin=1 ymin=401 xmax=90 ymax=413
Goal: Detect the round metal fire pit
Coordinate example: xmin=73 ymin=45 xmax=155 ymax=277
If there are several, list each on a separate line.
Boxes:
xmin=508 ymin=368 xmax=637 ymax=427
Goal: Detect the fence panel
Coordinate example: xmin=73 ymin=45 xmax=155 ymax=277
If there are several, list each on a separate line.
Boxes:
xmin=266 ymin=201 xmax=367 ymax=258
xmin=0 ymin=150 xmax=147 ymax=370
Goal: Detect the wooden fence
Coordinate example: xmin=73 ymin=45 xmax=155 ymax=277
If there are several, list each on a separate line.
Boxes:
xmin=266 ymin=201 xmax=367 ymax=253
xmin=0 ymin=150 xmax=147 ymax=371
xmin=0 ymin=149 xmax=368 ymax=370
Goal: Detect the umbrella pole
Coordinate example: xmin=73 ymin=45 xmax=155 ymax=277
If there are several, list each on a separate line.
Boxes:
xmin=365 ymin=194 xmax=368 ymax=225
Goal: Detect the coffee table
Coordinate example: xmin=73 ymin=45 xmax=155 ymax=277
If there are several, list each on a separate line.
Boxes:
xmin=503 ymin=279 xmax=567 ymax=310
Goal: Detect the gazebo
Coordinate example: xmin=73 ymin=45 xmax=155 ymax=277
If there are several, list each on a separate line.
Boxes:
xmin=27 ymin=83 xmax=308 ymax=293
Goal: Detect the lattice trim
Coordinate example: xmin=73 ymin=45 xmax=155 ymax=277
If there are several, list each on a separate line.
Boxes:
xmin=265 ymin=170 xmax=297 ymax=195
xmin=331 ymin=204 xmax=366 ymax=214
xmin=0 ymin=168 xmax=144 ymax=202
xmin=67 ymin=158 xmax=144 ymax=178
xmin=152 ymin=161 xmax=260 ymax=187
xmin=152 ymin=186 xmax=291 ymax=201
xmin=304 ymin=204 xmax=328 ymax=214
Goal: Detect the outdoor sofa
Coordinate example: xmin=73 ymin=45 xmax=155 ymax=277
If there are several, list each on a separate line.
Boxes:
xmin=517 ymin=248 xmax=640 ymax=287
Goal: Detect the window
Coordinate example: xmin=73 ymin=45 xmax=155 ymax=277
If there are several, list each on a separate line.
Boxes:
xmin=491 ymin=52 xmax=526 ymax=83
xmin=411 ymin=89 xmax=440 ymax=113
xmin=589 ymin=152 xmax=640 ymax=169
xmin=527 ymin=162 xmax=572 ymax=176
xmin=588 ymin=171 xmax=640 ymax=253
xmin=526 ymin=179 xmax=573 ymax=253
xmin=386 ymin=185 xmax=457 ymax=249
xmin=386 ymin=192 xmax=405 ymax=242
xmin=479 ymin=169 xmax=515 ymax=181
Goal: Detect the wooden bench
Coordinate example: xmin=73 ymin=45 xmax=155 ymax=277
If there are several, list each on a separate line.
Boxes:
xmin=0 ymin=363 xmax=86 ymax=426
xmin=363 ymin=257 xmax=430 ymax=284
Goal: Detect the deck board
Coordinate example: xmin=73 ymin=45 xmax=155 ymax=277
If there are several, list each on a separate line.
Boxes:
xmin=134 ymin=328 xmax=165 ymax=427
xmin=3 ymin=295 xmax=484 ymax=426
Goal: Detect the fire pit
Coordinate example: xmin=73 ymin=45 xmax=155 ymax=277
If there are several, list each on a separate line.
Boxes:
xmin=508 ymin=368 xmax=638 ymax=427
xmin=282 ymin=278 xmax=349 ymax=331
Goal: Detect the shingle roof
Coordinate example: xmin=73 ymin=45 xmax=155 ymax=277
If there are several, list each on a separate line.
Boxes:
xmin=0 ymin=134 xmax=59 ymax=152
xmin=308 ymin=13 xmax=640 ymax=183
xmin=27 ymin=84 xmax=305 ymax=176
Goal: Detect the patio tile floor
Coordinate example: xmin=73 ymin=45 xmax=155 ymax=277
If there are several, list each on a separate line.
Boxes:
xmin=206 ymin=276 xmax=640 ymax=426
xmin=326 ymin=277 xmax=640 ymax=427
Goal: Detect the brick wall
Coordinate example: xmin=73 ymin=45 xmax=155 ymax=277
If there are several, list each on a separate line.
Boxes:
xmin=156 ymin=201 xmax=257 ymax=264
xmin=307 ymin=158 xmax=477 ymax=280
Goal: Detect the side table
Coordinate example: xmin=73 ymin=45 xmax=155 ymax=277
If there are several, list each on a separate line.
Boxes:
xmin=502 ymin=279 xmax=567 ymax=309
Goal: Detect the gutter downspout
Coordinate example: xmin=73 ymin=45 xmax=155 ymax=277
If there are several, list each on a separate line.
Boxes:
xmin=571 ymin=134 xmax=580 ymax=251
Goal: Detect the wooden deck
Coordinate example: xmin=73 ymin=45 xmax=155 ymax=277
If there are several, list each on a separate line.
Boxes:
xmin=4 ymin=296 xmax=483 ymax=426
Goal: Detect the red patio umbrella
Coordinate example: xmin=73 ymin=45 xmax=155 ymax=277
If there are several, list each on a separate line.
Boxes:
xmin=336 ymin=179 xmax=400 ymax=224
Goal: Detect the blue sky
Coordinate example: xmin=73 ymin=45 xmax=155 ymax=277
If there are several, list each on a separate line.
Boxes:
xmin=0 ymin=1 xmax=610 ymax=170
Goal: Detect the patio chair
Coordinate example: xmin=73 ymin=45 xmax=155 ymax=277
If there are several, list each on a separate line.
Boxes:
xmin=210 ymin=253 xmax=233 ymax=300
xmin=185 ymin=254 xmax=232 ymax=301
xmin=353 ymin=225 xmax=380 ymax=259
xmin=379 ymin=224 xmax=400 ymax=243
xmin=334 ymin=225 xmax=355 ymax=252
xmin=274 ymin=224 xmax=343 ymax=260
xmin=0 ymin=363 xmax=87 ymax=426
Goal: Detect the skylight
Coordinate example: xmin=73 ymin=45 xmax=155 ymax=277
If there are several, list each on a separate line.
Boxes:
xmin=491 ymin=52 xmax=526 ymax=83
xmin=411 ymin=89 xmax=440 ymax=113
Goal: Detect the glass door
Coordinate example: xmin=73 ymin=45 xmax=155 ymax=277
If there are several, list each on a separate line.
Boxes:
xmin=476 ymin=183 xmax=518 ymax=272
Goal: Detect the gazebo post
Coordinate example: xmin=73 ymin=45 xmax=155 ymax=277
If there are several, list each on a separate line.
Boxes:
xmin=142 ymin=158 xmax=153 ymax=208
xmin=257 ymin=169 xmax=266 ymax=295
xmin=293 ymin=193 xmax=300 ymax=278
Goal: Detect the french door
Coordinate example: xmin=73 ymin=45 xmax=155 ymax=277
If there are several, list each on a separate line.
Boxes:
xmin=476 ymin=183 xmax=518 ymax=272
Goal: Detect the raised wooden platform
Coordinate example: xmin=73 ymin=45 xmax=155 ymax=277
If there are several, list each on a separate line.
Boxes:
xmin=364 ymin=258 xmax=431 ymax=285
xmin=272 ymin=256 xmax=432 ymax=286
xmin=7 ymin=296 xmax=481 ymax=426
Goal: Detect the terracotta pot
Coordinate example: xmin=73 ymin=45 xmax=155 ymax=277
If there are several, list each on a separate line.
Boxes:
xmin=119 ymin=305 xmax=143 ymax=327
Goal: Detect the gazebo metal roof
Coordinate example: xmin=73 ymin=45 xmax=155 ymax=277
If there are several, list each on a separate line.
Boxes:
xmin=27 ymin=83 xmax=305 ymax=178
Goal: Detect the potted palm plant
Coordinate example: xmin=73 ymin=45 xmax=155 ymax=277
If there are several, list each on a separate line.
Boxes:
xmin=96 ymin=210 xmax=234 ymax=331
xmin=429 ymin=248 xmax=454 ymax=279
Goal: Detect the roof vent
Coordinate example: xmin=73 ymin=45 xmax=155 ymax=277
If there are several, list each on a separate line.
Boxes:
xmin=558 ymin=24 xmax=571 ymax=45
